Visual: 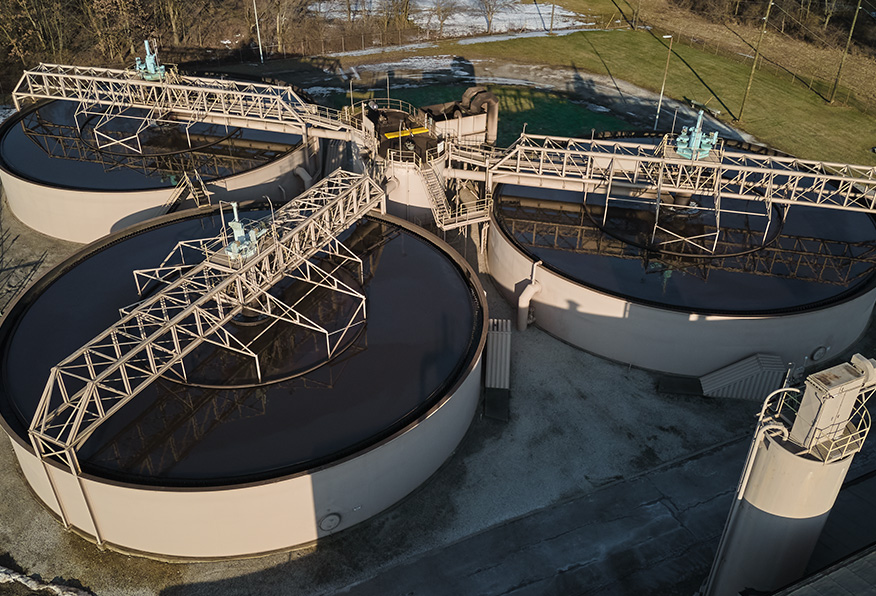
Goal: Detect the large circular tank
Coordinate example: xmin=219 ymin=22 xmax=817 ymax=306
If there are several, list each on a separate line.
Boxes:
xmin=487 ymin=137 xmax=876 ymax=378
xmin=0 ymin=206 xmax=486 ymax=558
xmin=0 ymin=100 xmax=319 ymax=243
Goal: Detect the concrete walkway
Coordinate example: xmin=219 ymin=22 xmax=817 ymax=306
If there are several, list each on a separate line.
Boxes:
xmin=333 ymin=438 xmax=749 ymax=596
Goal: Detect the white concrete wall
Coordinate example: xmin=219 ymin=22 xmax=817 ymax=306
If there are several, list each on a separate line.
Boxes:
xmin=385 ymin=162 xmax=434 ymax=224
xmin=435 ymin=114 xmax=487 ymax=144
xmin=8 ymin=356 xmax=482 ymax=559
xmin=487 ymin=221 xmax=876 ymax=377
xmin=2 ymin=141 xmax=317 ymax=244
xmin=0 ymin=169 xmax=173 ymax=244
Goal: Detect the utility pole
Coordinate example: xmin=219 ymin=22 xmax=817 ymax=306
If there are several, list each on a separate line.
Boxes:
xmin=829 ymin=0 xmax=862 ymax=103
xmin=253 ymin=0 xmax=264 ymax=64
xmin=738 ymin=1 xmax=772 ymax=122
xmin=633 ymin=0 xmax=641 ymax=30
xmin=653 ymin=35 xmax=673 ymax=131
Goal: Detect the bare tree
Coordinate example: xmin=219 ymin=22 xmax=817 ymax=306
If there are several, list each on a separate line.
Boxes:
xmin=274 ymin=0 xmax=309 ymax=53
xmin=473 ymin=0 xmax=514 ymax=34
xmin=427 ymin=0 xmax=462 ymax=36
xmin=85 ymin=0 xmax=151 ymax=61
xmin=376 ymin=0 xmax=411 ymax=31
xmin=822 ymin=0 xmax=839 ymax=29
xmin=0 ymin=0 xmax=71 ymax=62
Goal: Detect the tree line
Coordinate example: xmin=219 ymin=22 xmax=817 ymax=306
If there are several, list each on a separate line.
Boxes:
xmin=0 ymin=0 xmax=519 ymax=71
xmin=668 ymin=0 xmax=876 ymax=50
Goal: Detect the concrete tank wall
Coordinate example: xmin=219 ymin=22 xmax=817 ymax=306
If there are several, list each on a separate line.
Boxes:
xmin=487 ymin=220 xmax=876 ymax=377
xmin=385 ymin=161 xmax=434 ymax=224
xmin=2 ymin=139 xmax=318 ymax=244
xmin=8 ymin=356 xmax=482 ymax=559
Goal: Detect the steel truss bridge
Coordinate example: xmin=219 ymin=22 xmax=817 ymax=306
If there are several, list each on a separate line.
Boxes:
xmin=446 ymin=134 xmax=876 ymax=214
xmin=438 ymin=134 xmax=876 ymax=252
xmin=29 ymin=170 xmax=384 ymax=477
xmin=88 ymin=220 xmax=390 ymax=478
xmin=13 ymin=63 xmax=366 ymax=145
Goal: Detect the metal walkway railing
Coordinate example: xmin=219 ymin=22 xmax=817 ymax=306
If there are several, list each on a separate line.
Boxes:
xmin=13 ymin=63 xmax=365 ymax=143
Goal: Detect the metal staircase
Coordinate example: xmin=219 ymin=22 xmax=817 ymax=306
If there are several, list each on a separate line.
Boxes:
xmin=418 ymin=160 xmax=491 ymax=231
xmin=421 ymin=166 xmax=452 ymax=226
xmin=162 ymin=172 xmax=213 ymax=214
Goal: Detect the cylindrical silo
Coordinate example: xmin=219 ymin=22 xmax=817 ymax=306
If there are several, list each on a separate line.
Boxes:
xmin=703 ymin=354 xmax=876 ymax=596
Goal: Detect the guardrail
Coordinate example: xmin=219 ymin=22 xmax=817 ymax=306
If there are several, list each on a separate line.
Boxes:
xmin=386 ymin=149 xmax=422 ymax=168
xmin=818 ymin=404 xmax=871 ymax=463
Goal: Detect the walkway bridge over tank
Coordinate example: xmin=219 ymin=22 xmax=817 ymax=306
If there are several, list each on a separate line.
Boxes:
xmin=29 ymin=170 xmax=384 ymax=482
xmin=430 ymin=132 xmax=876 ymax=254
xmin=443 ymin=133 xmax=876 ymax=215
xmin=13 ymin=64 xmax=876 ymax=225
xmin=13 ymin=63 xmax=368 ymax=148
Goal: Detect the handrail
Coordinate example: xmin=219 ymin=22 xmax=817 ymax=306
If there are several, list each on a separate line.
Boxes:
xmin=819 ymin=404 xmax=870 ymax=463
xmin=356 ymin=98 xmax=424 ymax=121
xmin=386 ymin=149 xmax=422 ymax=168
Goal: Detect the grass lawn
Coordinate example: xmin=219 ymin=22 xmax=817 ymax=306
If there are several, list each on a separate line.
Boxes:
xmin=345 ymin=28 xmax=876 ymax=165
xmin=542 ymin=0 xmax=635 ymax=17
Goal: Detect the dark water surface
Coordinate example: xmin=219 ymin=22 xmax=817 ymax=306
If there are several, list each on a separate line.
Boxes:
xmin=498 ymin=184 xmax=876 ymax=312
xmin=0 ymin=101 xmax=301 ymax=190
xmin=1 ymin=212 xmax=481 ymax=485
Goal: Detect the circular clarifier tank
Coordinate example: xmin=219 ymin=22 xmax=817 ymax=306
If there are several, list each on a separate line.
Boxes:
xmin=0 ymin=100 xmax=317 ymax=243
xmin=0 ymin=207 xmax=486 ymax=558
xmin=488 ymin=141 xmax=876 ymax=378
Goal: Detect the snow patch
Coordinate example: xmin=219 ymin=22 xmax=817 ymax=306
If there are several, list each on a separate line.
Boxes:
xmin=305 ymin=86 xmax=345 ymax=97
xmin=0 ymin=106 xmax=17 ymax=124
xmin=320 ymin=0 xmax=581 ymax=38
xmin=586 ymin=103 xmax=611 ymax=113
xmin=417 ymin=1 xmax=580 ymax=37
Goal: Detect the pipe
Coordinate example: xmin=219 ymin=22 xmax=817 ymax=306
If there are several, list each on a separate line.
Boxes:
xmin=384 ymin=176 xmax=399 ymax=195
xmin=485 ymin=98 xmax=498 ymax=145
xmin=517 ymin=260 xmax=543 ymax=331
xmin=293 ymin=166 xmax=313 ymax=190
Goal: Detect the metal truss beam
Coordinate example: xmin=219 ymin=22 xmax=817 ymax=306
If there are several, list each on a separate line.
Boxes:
xmin=12 ymin=63 xmax=360 ymax=142
xmin=443 ymin=133 xmax=876 ymax=216
xmin=29 ymin=170 xmax=383 ymax=468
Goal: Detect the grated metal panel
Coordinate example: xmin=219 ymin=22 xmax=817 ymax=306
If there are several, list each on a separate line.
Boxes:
xmin=485 ymin=319 xmax=511 ymax=390
xmin=700 ymin=353 xmax=787 ymax=400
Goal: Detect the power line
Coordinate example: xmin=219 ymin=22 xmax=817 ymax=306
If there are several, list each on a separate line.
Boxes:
xmin=769 ymin=2 xmax=835 ymax=48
